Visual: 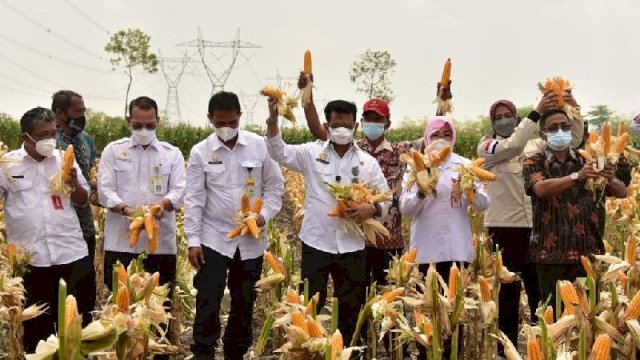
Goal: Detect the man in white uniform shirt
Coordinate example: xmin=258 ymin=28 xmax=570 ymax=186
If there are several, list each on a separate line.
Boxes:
xmin=185 ymin=92 xmax=284 ymax=360
xmin=266 ymin=99 xmax=390 ymax=346
xmin=0 ymin=107 xmax=93 ymax=352
xmin=98 ymin=96 xmax=186 ymax=292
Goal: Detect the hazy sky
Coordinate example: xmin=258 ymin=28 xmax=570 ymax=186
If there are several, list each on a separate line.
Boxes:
xmin=0 ymin=0 xmax=638 ymax=128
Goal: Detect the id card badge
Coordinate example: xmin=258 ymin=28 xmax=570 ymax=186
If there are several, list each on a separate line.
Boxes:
xmin=245 ymin=177 xmax=256 ymax=197
xmin=450 ymin=180 xmax=462 ymax=208
xmin=150 ymin=166 xmax=165 ymax=195
xmin=52 ymin=195 xmax=64 ymax=210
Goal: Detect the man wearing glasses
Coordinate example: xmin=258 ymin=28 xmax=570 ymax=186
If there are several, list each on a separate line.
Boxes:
xmin=523 ymin=109 xmax=627 ymax=305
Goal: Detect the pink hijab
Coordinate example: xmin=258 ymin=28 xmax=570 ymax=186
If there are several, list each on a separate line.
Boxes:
xmin=424 ymin=116 xmax=456 ymax=149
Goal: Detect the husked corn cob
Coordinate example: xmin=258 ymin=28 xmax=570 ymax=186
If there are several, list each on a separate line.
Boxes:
xmin=618 ymin=271 xmax=628 ymax=292
xmin=471 ymin=158 xmax=486 ymax=167
xmin=591 ymin=334 xmax=611 ymax=360
xmin=411 ymin=149 xmax=426 ymax=171
xmin=64 ymin=295 xmax=78 ymax=329
xmin=227 ymin=225 xmax=245 ymax=239
xmin=149 ymin=204 xmax=163 ymax=216
xmin=116 ymin=286 xmax=130 ymax=313
xmin=402 ymin=248 xmax=417 ymax=274
xmin=62 ymin=145 xmax=75 ymax=183
xmin=382 ymin=287 xmax=404 ymax=303
xmin=130 ymin=226 xmax=142 ymax=248
xmin=116 ymin=264 xmax=127 ymax=284
xmin=144 ymin=213 xmax=155 ymax=241
xmin=246 ymin=217 xmax=260 ymax=239
xmin=331 ymin=330 xmax=343 ymax=360
xmin=264 ymin=251 xmax=286 ymax=275
xmin=242 ymin=193 xmax=250 ymax=213
xmin=543 ymin=306 xmax=554 ymax=324
xmin=579 ymin=149 xmax=594 ymax=161
xmin=430 ymin=146 xmax=451 ymax=168
xmin=286 ymin=289 xmax=302 ymax=304
xmin=149 ymin=221 xmax=159 ymax=253
xmin=559 ymin=281 xmax=580 ymax=305
xmin=241 ymin=225 xmax=250 ymax=236
xmin=448 ymin=263 xmax=459 ymax=300
xmin=618 ymin=122 xmax=626 ymax=137
xmin=627 ymin=233 xmax=636 ymax=265
xmin=260 ymin=87 xmax=285 ymax=100
xmin=291 ymin=310 xmax=307 ymax=333
xmin=468 ymin=165 xmax=496 ymax=181
xmin=527 ymin=335 xmax=543 ymax=360
xmin=129 ymin=217 xmax=144 ymax=231
xmin=479 ymin=275 xmax=491 ymax=302
xmin=440 ymin=58 xmax=451 ymax=85
xmin=303 ymin=50 xmax=312 ymax=75
xmin=602 ymin=122 xmax=611 ymax=155
xmin=251 ymin=198 xmax=264 ymax=214
xmin=7 ymin=243 xmax=15 ymax=268
xmin=306 ymin=318 xmax=324 ymax=338
xmin=589 ymin=132 xmax=598 ymax=143
xmin=466 ymin=189 xmax=475 ymax=204
xmin=622 ymin=290 xmax=640 ymax=321
xmin=581 ymin=256 xmax=594 ymax=278
xmin=614 ymin=133 xmax=629 ymax=154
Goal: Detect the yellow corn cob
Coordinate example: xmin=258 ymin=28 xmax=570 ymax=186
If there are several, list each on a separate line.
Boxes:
xmin=559 ymin=281 xmax=580 ymax=305
xmin=260 ymin=87 xmax=285 ymax=100
xmin=148 ymin=221 xmax=159 ymax=253
xmin=144 ymin=213 xmax=155 ymax=241
xmin=64 ymin=295 xmax=78 ymax=329
xmin=423 ymin=318 xmax=433 ymax=337
xmin=241 ymin=193 xmax=250 ymax=213
xmin=411 ymin=149 xmax=426 ymax=171
xmin=414 ymin=309 xmax=425 ymax=328
xmin=303 ymin=49 xmax=312 ymax=75
xmin=618 ymin=122 xmax=626 ymax=137
xmin=62 ymin=144 xmax=75 ymax=182
xmin=440 ymin=58 xmax=451 ymax=85
xmin=622 ymin=290 xmax=640 ymax=321
xmin=402 ymin=248 xmax=417 ymax=274
xmin=579 ymin=149 xmax=594 ymax=162
xmin=430 ymin=146 xmax=451 ymax=168
xmin=286 ymin=289 xmax=302 ymax=304
xmin=581 ymin=256 xmax=594 ymax=278
xmin=527 ymin=334 xmax=543 ymax=360
xmin=331 ymin=330 xmax=343 ymax=360
xmin=251 ymin=198 xmax=264 ymax=214
xmin=264 ymin=251 xmax=285 ymax=275
xmin=291 ymin=310 xmax=307 ymax=333
xmin=468 ymin=165 xmax=496 ymax=181
xmin=130 ymin=226 xmax=142 ymax=248
xmin=306 ymin=318 xmax=324 ymax=338
xmin=227 ymin=225 xmax=245 ymax=239
xmin=246 ymin=217 xmax=260 ymax=239
xmin=241 ymin=225 xmax=250 ymax=236
xmin=382 ymin=287 xmax=404 ymax=303
xmin=116 ymin=265 xmax=127 ymax=284
xmin=471 ymin=158 xmax=486 ymax=167
xmin=144 ymin=272 xmax=159 ymax=303
xmin=129 ymin=216 xmax=144 ymax=231
xmin=448 ymin=263 xmax=459 ymax=300
xmin=466 ymin=189 xmax=475 ymax=204
xmin=614 ymin=133 xmax=629 ymax=154
xmin=479 ymin=275 xmax=491 ymax=302
xmin=591 ymin=334 xmax=611 ymax=360
xmin=626 ymin=233 xmax=636 ymax=265
xmin=116 ymin=286 xmax=130 ymax=313
xmin=543 ymin=306 xmax=554 ymax=324
xmin=589 ymin=132 xmax=598 ymax=144
xmin=602 ymin=122 xmax=611 ymax=156
xmin=6 ymin=243 xmax=15 ymax=269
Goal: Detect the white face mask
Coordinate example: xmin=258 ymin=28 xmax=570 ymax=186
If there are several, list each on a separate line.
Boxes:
xmin=215 ymin=126 xmax=239 ymax=142
xmin=329 ymin=127 xmax=354 ymax=145
xmin=428 ymin=138 xmax=452 ymax=152
xmin=132 ymin=128 xmax=156 ymax=146
xmin=34 ymin=138 xmax=56 ymax=157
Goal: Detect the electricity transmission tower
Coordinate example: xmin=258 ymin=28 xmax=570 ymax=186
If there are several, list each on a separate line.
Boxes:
xmin=158 ymin=51 xmax=191 ymax=124
xmin=177 ymin=28 xmax=261 ymax=96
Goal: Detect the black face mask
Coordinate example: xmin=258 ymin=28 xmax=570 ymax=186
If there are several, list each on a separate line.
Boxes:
xmin=67 ymin=115 xmax=86 ymax=135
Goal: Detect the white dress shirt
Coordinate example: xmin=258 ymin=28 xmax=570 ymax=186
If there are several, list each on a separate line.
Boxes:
xmin=400 ymin=153 xmax=490 ymax=264
xmin=266 ymin=131 xmax=390 ymax=254
xmin=184 ymin=130 xmax=284 ymax=260
xmin=0 ymin=145 xmax=89 ymax=267
xmin=98 ymin=137 xmax=186 ymax=255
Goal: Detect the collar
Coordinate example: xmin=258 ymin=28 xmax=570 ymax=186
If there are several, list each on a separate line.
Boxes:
xmin=209 ymin=130 xmax=247 ymax=151
xmin=359 ymin=138 xmax=393 ymax=153
xmin=128 ymin=137 xmax=159 ymax=150
xmin=18 ymin=143 xmax=56 ymax=163
xmin=544 ymin=147 xmax=578 ymax=163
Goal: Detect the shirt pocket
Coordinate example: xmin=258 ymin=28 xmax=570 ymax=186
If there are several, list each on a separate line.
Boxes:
xmin=497 ymin=159 xmax=522 ymax=174
xmin=113 ymin=160 xmax=134 ymax=193
xmin=159 ymin=164 xmax=173 ymax=195
xmin=204 ymin=163 xmax=227 ymax=188
xmin=239 ymin=160 xmax=263 ymax=194
xmin=312 ymin=162 xmax=334 ymax=183
xmin=9 ymin=178 xmax=35 ymax=208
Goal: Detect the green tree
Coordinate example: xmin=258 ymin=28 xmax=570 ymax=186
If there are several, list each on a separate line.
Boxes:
xmin=349 ymin=49 xmax=397 ymax=103
xmin=586 ymin=105 xmax=614 ymax=128
xmin=105 ymin=29 xmax=158 ymax=117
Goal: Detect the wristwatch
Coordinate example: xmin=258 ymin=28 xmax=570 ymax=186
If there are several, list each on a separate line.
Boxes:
xmin=570 ymin=172 xmax=579 ymax=182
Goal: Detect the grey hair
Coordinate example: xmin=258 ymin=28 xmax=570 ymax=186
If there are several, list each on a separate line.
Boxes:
xmin=20 ymin=107 xmax=56 ymax=135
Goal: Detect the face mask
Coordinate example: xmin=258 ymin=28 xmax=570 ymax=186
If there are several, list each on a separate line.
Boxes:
xmin=67 ymin=115 xmax=86 ymax=135
xmin=132 ymin=128 xmax=156 ymax=146
xmin=33 ymin=137 xmax=56 ymax=157
xmin=329 ymin=127 xmax=354 ymax=145
xmin=215 ymin=126 xmax=238 ymax=142
xmin=546 ymin=129 xmax=572 ymax=151
xmin=362 ymin=122 xmax=385 ymax=140
xmin=493 ymin=117 xmax=516 ymax=137
xmin=429 ymin=138 xmax=451 ymax=152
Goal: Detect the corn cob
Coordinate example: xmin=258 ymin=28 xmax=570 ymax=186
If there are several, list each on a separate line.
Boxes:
xmin=144 ymin=213 xmax=155 ymax=241
xmin=291 ymin=310 xmax=307 ymax=333
xmin=144 ymin=272 xmax=159 ymax=303
xmin=116 ymin=264 xmax=127 ymax=284
xmin=129 ymin=216 xmax=144 ymax=231
xmin=64 ymin=295 xmax=78 ymax=329
xmin=241 ymin=193 xmax=250 ymax=213
xmin=148 ymin=221 xmax=159 ymax=253
xmin=618 ymin=122 xmax=626 ymax=137
xmin=411 ymin=149 xmax=426 ymax=171
xmin=602 ymin=122 xmax=611 ymax=155
xmin=130 ymin=226 xmax=142 ymax=247
xmin=264 ymin=251 xmax=286 ymax=275
xmin=306 ymin=318 xmax=324 ymax=338
xmin=260 ymin=87 xmax=285 ymax=100
xmin=579 ymin=149 xmax=594 ymax=161
xmin=430 ymin=146 xmax=451 ymax=168
xmin=468 ymin=165 xmax=496 ymax=181
xmin=382 ymin=287 xmax=404 ymax=303
xmin=527 ymin=334 xmax=543 ymax=360
xmin=331 ymin=330 xmax=343 ymax=360
xmin=286 ymin=289 xmax=302 ymax=304
xmin=448 ymin=263 xmax=459 ymax=300
xmin=591 ymin=334 xmax=611 ymax=360
xmin=618 ymin=271 xmax=628 ymax=292
xmin=62 ymin=144 xmax=75 ymax=182
xmin=6 ymin=243 xmax=15 ymax=269
xmin=116 ymin=286 xmax=130 ymax=313
xmin=303 ymin=50 xmax=312 ymax=75
xmin=589 ymin=132 xmax=598 ymax=143
xmin=466 ymin=189 xmax=475 ymax=204
xmin=251 ymin=198 xmax=264 ymax=214
xmin=622 ymin=290 xmax=640 ymax=321
xmin=581 ymin=256 xmax=594 ymax=278
xmin=440 ymin=58 xmax=451 ymax=85
xmin=246 ymin=217 xmax=260 ymax=239
xmin=149 ymin=204 xmax=163 ymax=216
xmin=227 ymin=225 xmax=245 ymax=239
xmin=479 ymin=275 xmax=491 ymax=302
xmin=241 ymin=225 xmax=250 ymax=236
xmin=559 ymin=281 xmax=580 ymax=304
xmin=402 ymin=248 xmax=417 ymax=274
xmin=614 ymin=132 xmax=629 ymax=154
xmin=543 ymin=306 xmax=554 ymax=324
xmin=626 ymin=233 xmax=636 ymax=265
xmin=471 ymin=158 xmax=486 ymax=167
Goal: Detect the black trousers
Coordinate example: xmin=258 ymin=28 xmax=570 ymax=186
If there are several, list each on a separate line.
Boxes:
xmin=537 ymin=263 xmax=586 ymax=307
xmin=103 ymin=251 xmax=177 ymax=294
xmin=301 ymin=242 xmax=366 ymax=347
xmin=488 ymin=227 xmax=541 ymax=353
xmin=192 ymin=246 xmax=263 ymax=360
xmin=23 ymin=256 xmax=93 ymax=353
xmin=84 ymin=232 xmax=97 ymax=325
xmin=418 ymin=262 xmax=465 ymax=360
xmin=366 ymin=246 xmax=403 ymax=287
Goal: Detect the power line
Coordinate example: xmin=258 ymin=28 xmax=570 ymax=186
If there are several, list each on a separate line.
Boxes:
xmin=0 ymin=0 xmax=108 ymax=61
xmin=63 ymin=0 xmax=111 ymax=35
xmin=0 ymin=32 xmax=113 ymax=74
xmin=0 ymin=52 xmax=67 ymax=89
xmin=0 ymin=71 xmax=53 ymax=95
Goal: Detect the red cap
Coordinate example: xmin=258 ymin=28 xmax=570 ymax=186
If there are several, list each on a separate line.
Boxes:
xmin=362 ymin=99 xmax=390 ymax=117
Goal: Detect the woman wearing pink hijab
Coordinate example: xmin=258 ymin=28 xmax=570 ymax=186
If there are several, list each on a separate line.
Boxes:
xmin=400 ymin=116 xmax=491 ymax=359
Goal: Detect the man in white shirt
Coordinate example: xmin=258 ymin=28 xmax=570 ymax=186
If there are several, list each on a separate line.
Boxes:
xmin=266 ymin=99 xmax=390 ymax=346
xmin=630 ymin=113 xmax=640 ymax=136
xmin=185 ymin=92 xmax=284 ymax=360
xmin=98 ymin=96 xmax=186 ymax=293
xmin=0 ymin=107 xmax=93 ymax=352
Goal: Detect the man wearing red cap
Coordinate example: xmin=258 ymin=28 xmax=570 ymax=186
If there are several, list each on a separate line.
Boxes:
xmin=298 ymin=74 xmax=406 ymax=287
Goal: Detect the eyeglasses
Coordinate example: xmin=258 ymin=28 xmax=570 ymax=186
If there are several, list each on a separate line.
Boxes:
xmin=544 ymin=124 xmax=572 ymax=133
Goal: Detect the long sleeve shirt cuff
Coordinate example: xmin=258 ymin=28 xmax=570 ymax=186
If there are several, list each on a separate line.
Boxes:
xmin=164 ymin=194 xmax=181 ymax=210
xmin=188 ymin=235 xmax=202 ymax=248
xmin=106 ymin=195 xmax=125 ymax=209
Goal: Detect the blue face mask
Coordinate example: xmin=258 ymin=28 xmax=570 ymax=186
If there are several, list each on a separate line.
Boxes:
xmin=547 ymin=129 xmax=572 ymax=151
xmin=362 ymin=122 xmax=385 ymax=140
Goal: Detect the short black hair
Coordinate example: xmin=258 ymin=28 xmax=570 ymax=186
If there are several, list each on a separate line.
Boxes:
xmin=323 ymin=100 xmax=357 ymax=122
xmin=208 ymin=91 xmax=241 ymax=114
xmin=51 ymin=90 xmax=82 ymax=113
xmin=20 ymin=107 xmax=56 ymax=134
xmin=540 ymin=108 xmax=569 ymax=128
xmin=128 ymin=96 xmax=159 ymax=118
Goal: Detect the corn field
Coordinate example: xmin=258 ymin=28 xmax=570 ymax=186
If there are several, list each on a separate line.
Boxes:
xmin=1 ymin=139 xmax=640 ymax=360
